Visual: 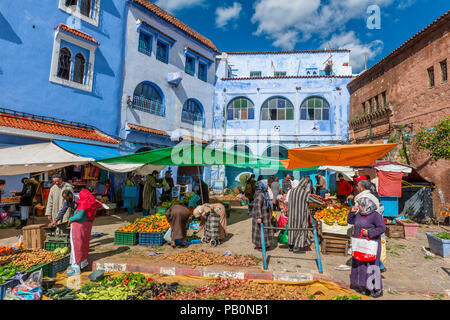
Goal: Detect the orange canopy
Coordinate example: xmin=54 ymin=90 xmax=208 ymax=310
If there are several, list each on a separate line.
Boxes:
xmin=281 ymin=144 xmax=398 ymax=169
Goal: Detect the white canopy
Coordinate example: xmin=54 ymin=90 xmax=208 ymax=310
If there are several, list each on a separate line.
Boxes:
xmin=374 ymin=163 xmax=412 ymax=173
xmin=0 ymin=142 xmax=94 ymax=175
xmin=318 ymin=166 xmax=356 ymax=180
xmin=95 ymin=162 xmax=166 ymax=175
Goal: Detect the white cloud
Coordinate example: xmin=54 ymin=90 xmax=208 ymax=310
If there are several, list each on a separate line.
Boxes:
xmin=155 ymin=0 xmax=206 ymax=13
xmin=215 ymin=2 xmax=243 ymax=29
xmin=322 ymin=31 xmax=384 ymax=72
xmin=251 ymin=0 xmax=394 ymax=48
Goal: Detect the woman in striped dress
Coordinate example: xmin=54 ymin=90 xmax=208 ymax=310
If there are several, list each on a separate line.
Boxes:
xmin=287 ymin=178 xmax=323 ymax=253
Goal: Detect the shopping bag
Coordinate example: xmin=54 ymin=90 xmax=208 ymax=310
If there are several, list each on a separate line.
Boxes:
xmin=277 ymin=224 xmax=289 ymax=244
xmin=277 ymin=213 xmax=288 ymax=228
xmin=351 ymin=231 xmax=378 ymax=262
xmin=163 ymin=228 xmax=172 ymax=243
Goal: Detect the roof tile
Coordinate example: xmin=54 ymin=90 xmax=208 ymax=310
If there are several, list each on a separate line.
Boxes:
xmin=55 ymin=24 xmax=100 ymax=46
xmin=127 ymin=123 xmax=170 ymax=136
xmin=0 ymin=112 xmax=118 ymax=144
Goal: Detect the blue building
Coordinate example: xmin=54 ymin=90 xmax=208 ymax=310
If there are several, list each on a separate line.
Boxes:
xmin=118 ymin=0 xmax=219 ymax=154
xmin=0 ymin=0 xmax=127 ymax=191
xmin=211 ymin=50 xmax=354 ymax=189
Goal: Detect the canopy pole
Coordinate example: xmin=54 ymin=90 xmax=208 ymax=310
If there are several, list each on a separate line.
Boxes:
xmin=197 ymin=165 xmax=204 ymax=205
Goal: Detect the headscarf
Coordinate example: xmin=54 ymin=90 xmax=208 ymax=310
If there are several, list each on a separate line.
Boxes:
xmin=286 ymin=178 xmax=310 ymax=203
xmin=76 ymin=189 xmax=102 ymax=221
xmin=274 ymin=177 xmax=279 ymax=182
xmin=239 ymin=173 xmax=250 ymax=190
xmin=256 ymin=180 xmax=272 ymax=210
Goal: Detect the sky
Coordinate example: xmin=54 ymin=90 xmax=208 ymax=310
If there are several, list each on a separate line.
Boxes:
xmin=151 ymin=0 xmax=449 ymax=73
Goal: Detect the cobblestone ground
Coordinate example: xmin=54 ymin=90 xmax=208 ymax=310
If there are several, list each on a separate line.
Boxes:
xmin=1 ymin=208 xmax=449 ymax=300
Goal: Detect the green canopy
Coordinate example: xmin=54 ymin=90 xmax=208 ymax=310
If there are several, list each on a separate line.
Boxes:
xmin=100 ymin=144 xmax=278 ymax=168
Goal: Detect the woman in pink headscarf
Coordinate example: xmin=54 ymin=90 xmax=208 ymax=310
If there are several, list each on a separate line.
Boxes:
xmin=67 ymin=189 xmax=102 ymax=275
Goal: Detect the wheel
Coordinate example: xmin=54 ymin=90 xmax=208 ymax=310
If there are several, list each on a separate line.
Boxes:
xmin=210 ymin=239 xmax=218 ymax=247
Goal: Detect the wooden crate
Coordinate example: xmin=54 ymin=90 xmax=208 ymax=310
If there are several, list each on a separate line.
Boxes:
xmin=386 ymin=224 xmax=405 ymax=238
xmin=321 ymin=233 xmax=349 ymax=256
xmin=23 ymin=224 xmax=47 ymax=250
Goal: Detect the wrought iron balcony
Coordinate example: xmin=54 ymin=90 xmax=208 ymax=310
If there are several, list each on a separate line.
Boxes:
xmin=132 ymin=96 xmax=165 ymax=117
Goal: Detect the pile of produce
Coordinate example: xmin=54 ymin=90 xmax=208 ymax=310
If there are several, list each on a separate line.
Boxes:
xmin=217 ymin=194 xmax=241 ymax=201
xmin=0 ymin=250 xmax=58 ymax=269
xmin=118 ymin=214 xmax=170 ymax=233
xmin=44 ymin=286 xmax=76 ymax=300
xmin=127 ymin=282 xmax=179 ymax=300
xmin=161 ymin=199 xmax=188 ymax=208
xmin=0 ymin=263 xmax=26 ymax=284
xmin=314 ymin=206 xmax=350 ymax=226
xmin=100 ymin=272 xmax=153 ymax=288
xmin=0 ymin=246 xmax=15 ymax=256
xmin=0 ymin=196 xmax=20 ymax=202
xmin=170 ymin=278 xmax=315 ymax=300
xmin=184 ymin=235 xmax=201 ymax=242
xmin=76 ymin=284 xmax=130 ymax=300
xmin=166 ymin=250 xmax=258 ymax=268
xmin=53 ymin=247 xmax=69 ymax=256
xmin=435 ymin=232 xmax=450 ymax=240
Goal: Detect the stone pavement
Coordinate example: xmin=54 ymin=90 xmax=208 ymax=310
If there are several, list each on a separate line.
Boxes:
xmin=1 ymin=208 xmax=449 ymax=300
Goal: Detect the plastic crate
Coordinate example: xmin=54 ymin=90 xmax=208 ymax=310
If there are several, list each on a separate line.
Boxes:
xmin=157 ymin=207 xmax=167 ymax=214
xmin=426 ymin=232 xmax=450 ymax=257
xmin=114 ymin=231 xmax=138 ymax=246
xmin=139 ymin=232 xmax=165 ymax=246
xmin=49 ymin=255 xmax=70 ymax=277
xmin=240 ymin=200 xmax=248 ymax=206
xmin=380 ymin=196 xmax=399 ymax=217
xmin=44 ymin=240 xmax=70 ymax=252
xmin=27 ymin=261 xmax=52 ymax=277
xmin=0 ymin=279 xmax=17 ymax=300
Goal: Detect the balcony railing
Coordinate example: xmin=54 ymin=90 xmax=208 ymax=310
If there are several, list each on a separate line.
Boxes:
xmin=132 ymin=96 xmax=165 ymax=117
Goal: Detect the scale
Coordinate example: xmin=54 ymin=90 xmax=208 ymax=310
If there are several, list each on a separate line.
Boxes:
xmin=43 ymin=222 xmax=70 ymax=242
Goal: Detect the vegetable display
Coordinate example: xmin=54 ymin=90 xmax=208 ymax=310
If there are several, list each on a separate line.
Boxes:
xmin=0 ymin=263 xmax=26 ymax=284
xmin=435 ymin=232 xmax=450 ymax=240
xmin=315 ymin=207 xmax=350 ymax=226
xmin=166 ymin=250 xmax=258 ymax=268
xmin=118 ymin=214 xmax=170 ymax=233
xmin=0 ymin=250 xmax=58 ymax=269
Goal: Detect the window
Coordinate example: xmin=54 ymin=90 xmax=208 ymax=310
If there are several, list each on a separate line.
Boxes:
xmin=56 ymin=48 xmax=71 ymax=80
xmin=198 ymin=62 xmax=207 ymax=82
xmin=381 ymin=91 xmax=386 ymax=107
xmin=182 ymin=99 xmax=205 ymax=126
xmin=73 ymin=53 xmax=85 ymax=84
xmin=250 ymin=71 xmax=262 ymax=77
xmin=156 ymin=40 xmax=169 ymax=63
xmin=428 ymin=67 xmax=435 ymax=87
xmin=362 ymin=103 xmax=366 ymax=114
xmin=138 ymin=32 xmax=152 ymax=56
xmin=227 ymin=97 xmax=255 ymax=121
xmin=368 ymin=99 xmax=373 ymax=113
xmin=185 ymin=55 xmax=195 ymax=76
xmin=274 ymin=71 xmax=287 ymax=77
xmin=261 ymin=97 xmax=294 ymax=121
xmin=80 ymin=0 xmax=91 ymax=17
xmin=300 ymin=96 xmax=330 ymax=121
xmin=441 ymin=60 xmax=447 ymax=82
xmin=59 ymin=0 xmax=99 ymax=26
xmin=375 ymin=96 xmax=379 ymax=110
xmin=132 ymin=82 xmax=165 ymax=117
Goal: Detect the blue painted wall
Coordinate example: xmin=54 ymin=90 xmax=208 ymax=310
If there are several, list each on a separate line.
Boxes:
xmin=0 ymin=0 xmax=127 ymax=137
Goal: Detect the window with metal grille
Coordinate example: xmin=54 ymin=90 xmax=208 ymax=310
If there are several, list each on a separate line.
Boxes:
xmin=73 ymin=53 xmax=85 ymax=84
xmin=274 ymin=71 xmax=287 ymax=77
xmin=261 ymin=97 xmax=294 ymax=121
xmin=300 ymin=96 xmax=330 ymax=121
xmin=185 ymin=55 xmax=195 ymax=76
xmin=132 ymin=82 xmax=165 ymax=117
xmin=138 ymin=32 xmax=152 ymax=56
xmin=80 ymin=0 xmax=91 ymax=17
xmin=198 ymin=62 xmax=207 ymax=82
xmin=156 ymin=40 xmax=169 ymax=63
xmin=57 ymin=47 xmax=71 ymax=80
xmin=182 ymin=99 xmax=204 ymax=127
xmin=440 ymin=60 xmax=447 ymax=82
xmin=227 ymin=97 xmax=255 ymax=121
xmin=250 ymin=71 xmax=262 ymax=77
xmin=428 ymin=67 xmax=435 ymax=87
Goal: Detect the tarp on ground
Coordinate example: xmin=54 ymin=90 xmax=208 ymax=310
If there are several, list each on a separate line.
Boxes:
xmin=54 ymin=140 xmax=125 ymax=160
xmin=0 ymin=142 xmax=94 ymax=175
xmin=99 ymin=144 xmax=283 ymax=169
xmin=281 ymin=144 xmax=398 ymax=169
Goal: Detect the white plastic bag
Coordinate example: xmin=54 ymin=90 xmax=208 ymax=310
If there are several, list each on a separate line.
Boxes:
xmin=351 ymin=231 xmax=378 ymax=261
xmin=163 ymin=228 xmax=172 ymax=243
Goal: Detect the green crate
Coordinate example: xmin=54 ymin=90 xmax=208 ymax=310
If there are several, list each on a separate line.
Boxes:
xmin=49 ymin=255 xmax=71 ymax=277
xmin=44 ymin=240 xmax=70 ymax=252
xmin=114 ymin=231 xmax=138 ymax=246
xmin=27 ymin=262 xmax=52 ymax=277
xmin=157 ymin=207 xmax=167 ymax=214
xmin=240 ymin=200 xmax=248 ymax=206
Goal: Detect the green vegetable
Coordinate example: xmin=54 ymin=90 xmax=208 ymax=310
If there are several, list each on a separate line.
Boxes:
xmin=434 ymin=232 xmax=450 ymax=240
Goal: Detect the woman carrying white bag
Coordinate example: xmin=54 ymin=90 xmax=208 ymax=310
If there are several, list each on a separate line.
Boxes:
xmin=348 ymin=180 xmax=386 ymax=298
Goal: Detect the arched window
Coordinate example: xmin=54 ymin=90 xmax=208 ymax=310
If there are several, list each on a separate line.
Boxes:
xmin=65 ymin=0 xmax=77 ymax=7
xmin=227 ymin=97 xmax=255 ymax=120
xmin=300 ymin=96 xmax=330 ymax=120
xmin=263 ymin=145 xmax=289 ymax=160
xmin=182 ymin=99 xmax=204 ymax=127
xmin=57 ymin=47 xmax=71 ymax=80
xmin=132 ymin=82 xmax=165 ymax=116
xmin=73 ymin=53 xmax=85 ymax=84
xmin=80 ymin=0 xmax=91 ymax=17
xmin=261 ymin=97 xmax=294 ymax=121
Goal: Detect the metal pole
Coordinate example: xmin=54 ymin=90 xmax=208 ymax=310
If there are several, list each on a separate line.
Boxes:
xmin=194 ymin=143 xmax=204 ymax=205
xmin=311 ymin=215 xmax=323 ymax=274
xmin=261 ymin=223 xmax=267 ymax=270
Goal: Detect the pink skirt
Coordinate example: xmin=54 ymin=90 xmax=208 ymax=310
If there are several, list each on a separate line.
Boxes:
xmin=71 ymin=220 xmax=92 ymax=264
